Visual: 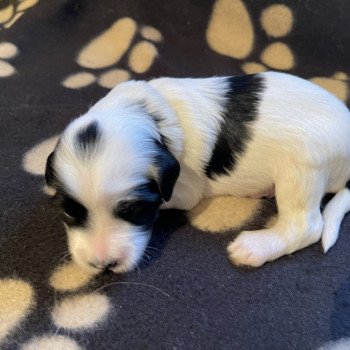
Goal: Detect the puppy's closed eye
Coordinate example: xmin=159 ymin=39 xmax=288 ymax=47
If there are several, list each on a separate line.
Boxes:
xmin=53 ymin=193 xmax=88 ymax=227
xmin=115 ymin=200 xmax=159 ymax=226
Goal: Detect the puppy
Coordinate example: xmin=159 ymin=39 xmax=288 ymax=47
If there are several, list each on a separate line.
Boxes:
xmin=46 ymin=72 xmax=350 ymax=274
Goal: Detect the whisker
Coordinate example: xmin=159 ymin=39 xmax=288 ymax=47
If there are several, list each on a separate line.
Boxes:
xmin=57 ymin=252 xmax=70 ymax=266
xmin=91 ymin=282 xmax=171 ymax=298
xmin=143 ymin=252 xmax=152 ymax=261
xmin=139 ymin=256 xmax=148 ymax=265
xmin=135 ymin=262 xmax=141 ymax=275
xmin=146 ymin=246 xmax=160 ymax=252
xmin=54 ymin=326 xmax=61 ymax=336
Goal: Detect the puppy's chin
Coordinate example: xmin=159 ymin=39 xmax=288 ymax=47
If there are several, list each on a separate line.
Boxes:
xmin=69 ymin=229 xmax=151 ymax=275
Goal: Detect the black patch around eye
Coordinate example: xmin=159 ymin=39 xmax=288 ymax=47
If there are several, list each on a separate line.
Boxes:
xmin=52 ymin=191 xmax=88 ymax=228
xmin=115 ymin=200 xmax=160 ymax=227
xmin=76 ymin=121 xmax=101 ymax=152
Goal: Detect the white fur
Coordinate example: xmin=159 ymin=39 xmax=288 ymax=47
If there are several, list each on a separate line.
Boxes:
xmin=322 ymin=188 xmax=350 ymax=252
xmin=51 ymin=72 xmax=350 ymax=272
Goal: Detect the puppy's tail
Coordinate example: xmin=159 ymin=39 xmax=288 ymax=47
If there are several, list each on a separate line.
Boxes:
xmin=322 ymin=187 xmax=350 ymax=253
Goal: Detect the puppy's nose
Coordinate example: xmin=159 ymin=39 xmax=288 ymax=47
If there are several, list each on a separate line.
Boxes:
xmin=102 ymin=260 xmax=118 ymax=274
xmin=105 ymin=260 xmax=118 ymax=270
xmin=88 ymin=260 xmax=118 ymax=270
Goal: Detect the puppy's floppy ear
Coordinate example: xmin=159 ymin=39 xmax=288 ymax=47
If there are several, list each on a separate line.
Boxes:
xmin=154 ymin=141 xmax=180 ymax=202
xmin=45 ymin=151 xmax=56 ymax=188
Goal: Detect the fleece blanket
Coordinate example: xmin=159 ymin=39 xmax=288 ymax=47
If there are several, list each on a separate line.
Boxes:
xmin=1 ymin=1 xmax=350 ymax=349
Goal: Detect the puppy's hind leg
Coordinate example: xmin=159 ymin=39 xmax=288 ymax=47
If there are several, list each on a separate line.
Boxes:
xmin=228 ymin=168 xmax=325 ymax=267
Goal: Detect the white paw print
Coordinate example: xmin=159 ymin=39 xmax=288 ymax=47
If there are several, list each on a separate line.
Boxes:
xmin=0 ymin=0 xmax=39 ymax=30
xmin=207 ymin=1 xmax=294 ymax=73
xmin=0 ymin=279 xmax=34 ymax=344
xmin=0 ymin=0 xmax=40 ymax=79
xmin=0 ymin=41 xmax=18 ymax=77
xmin=19 ymin=259 xmax=110 ymax=349
xmin=188 ymin=195 xmax=261 ymax=234
xmin=206 ymin=0 xmax=349 ymax=102
xmin=62 ymin=17 xmax=162 ymax=90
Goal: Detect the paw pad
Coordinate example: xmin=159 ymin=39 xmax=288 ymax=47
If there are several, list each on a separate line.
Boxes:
xmin=49 ymin=261 xmax=95 ymax=292
xmin=51 ymin=293 xmax=110 ymax=330
xmin=0 ymin=279 xmax=35 ymax=343
xmin=0 ymin=41 xmax=18 ymax=77
xmin=310 ymin=72 xmax=349 ymax=102
xmin=188 ymin=196 xmax=261 ymax=233
xmin=207 ymin=0 xmax=254 ymax=60
xmin=22 ymin=335 xmax=82 ymax=350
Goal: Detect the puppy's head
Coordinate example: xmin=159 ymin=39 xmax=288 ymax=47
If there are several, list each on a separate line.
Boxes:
xmin=46 ymin=106 xmax=179 ymax=274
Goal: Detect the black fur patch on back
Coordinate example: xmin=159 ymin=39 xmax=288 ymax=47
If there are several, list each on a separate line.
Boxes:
xmin=76 ymin=121 xmax=101 ymax=152
xmin=205 ymin=74 xmax=264 ymax=179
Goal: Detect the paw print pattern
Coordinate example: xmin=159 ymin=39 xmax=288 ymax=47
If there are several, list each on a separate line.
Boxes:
xmin=207 ymin=0 xmax=295 ymax=73
xmin=0 ymin=0 xmax=40 ymax=79
xmin=206 ymin=0 xmax=349 ymax=102
xmin=20 ymin=260 xmax=110 ymax=348
xmin=0 ymin=41 xmax=18 ymax=77
xmin=62 ymin=17 xmax=162 ymax=90
xmin=0 ymin=0 xmax=39 ymax=30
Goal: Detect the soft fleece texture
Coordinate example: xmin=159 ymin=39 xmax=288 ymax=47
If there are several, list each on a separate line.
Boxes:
xmin=1 ymin=1 xmax=350 ymax=349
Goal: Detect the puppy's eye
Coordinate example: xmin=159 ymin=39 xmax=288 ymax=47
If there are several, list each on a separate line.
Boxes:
xmin=115 ymin=200 xmax=159 ymax=226
xmin=53 ymin=193 xmax=88 ymax=227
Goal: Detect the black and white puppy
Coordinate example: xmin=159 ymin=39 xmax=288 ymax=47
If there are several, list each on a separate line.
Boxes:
xmin=46 ymin=72 xmax=350 ymax=274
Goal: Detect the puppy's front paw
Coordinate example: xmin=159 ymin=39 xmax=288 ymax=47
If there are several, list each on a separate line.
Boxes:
xmin=227 ymin=230 xmax=286 ymax=267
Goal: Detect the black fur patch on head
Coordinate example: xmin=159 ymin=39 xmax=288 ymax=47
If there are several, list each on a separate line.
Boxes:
xmin=76 ymin=121 xmax=101 ymax=152
xmin=205 ymin=74 xmax=264 ymax=179
xmin=114 ymin=180 xmax=162 ymax=228
xmin=52 ymin=189 xmax=88 ymax=228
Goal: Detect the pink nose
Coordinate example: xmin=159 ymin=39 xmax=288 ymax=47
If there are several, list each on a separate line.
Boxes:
xmin=95 ymin=244 xmax=108 ymax=262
